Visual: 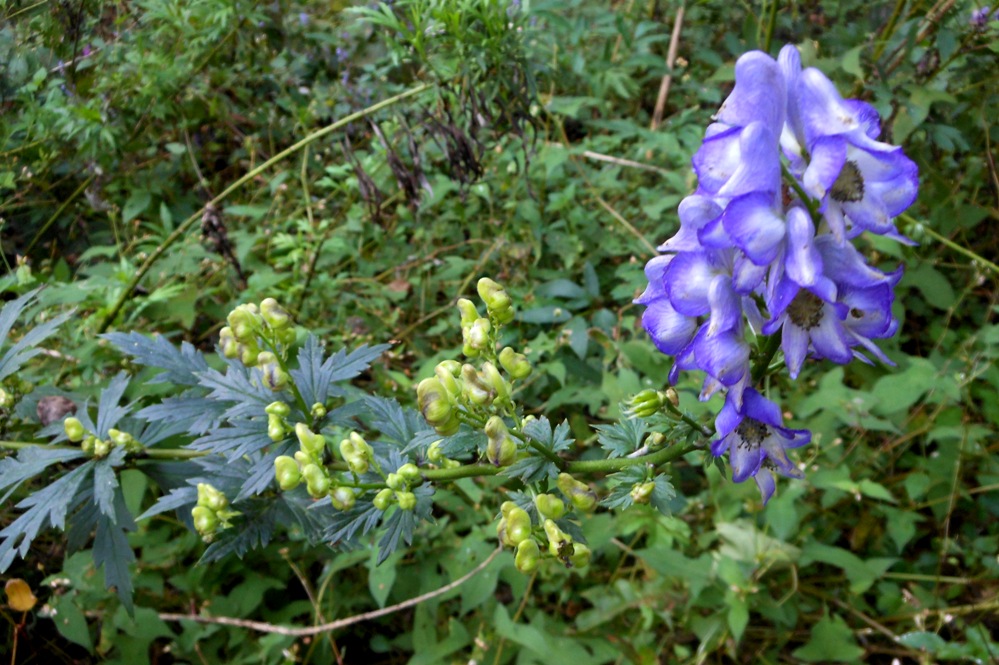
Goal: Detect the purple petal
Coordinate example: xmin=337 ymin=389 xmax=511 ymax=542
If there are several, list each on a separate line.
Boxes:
xmin=730 ymin=438 xmax=763 ymax=483
xmin=707 ymin=274 xmax=741 ymax=334
xmin=743 ymin=388 xmax=784 ymax=428
xmin=782 ymin=322 xmax=809 ymax=379
xmin=717 ymin=122 xmax=782 ymax=198
xmin=723 ymin=192 xmax=787 ymax=265
xmin=665 ymin=252 xmax=716 ymax=316
xmin=809 ymin=306 xmax=853 ymax=363
xmin=694 ymin=330 xmax=750 ymax=386
xmin=715 ymin=51 xmax=786 ymax=134
xmin=642 ymin=299 xmax=698 ymax=355
xmin=755 ymin=467 xmax=776 ymax=504
xmin=803 ymin=136 xmax=847 ymax=201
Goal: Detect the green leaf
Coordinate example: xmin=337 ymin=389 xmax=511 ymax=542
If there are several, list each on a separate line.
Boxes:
xmin=49 ymin=592 xmax=92 ymax=650
xmin=594 ymin=418 xmax=647 ymax=458
xmin=0 ymin=288 xmax=74 ymax=384
xmin=121 ymin=190 xmax=151 ymax=223
xmin=0 ymin=447 xmax=87 ymax=503
xmin=368 ymin=548 xmax=400 ymax=608
xmin=792 ymin=614 xmax=865 ymax=662
xmin=522 ymin=416 xmax=573 ymax=453
xmin=93 ymin=495 xmax=136 ymax=614
xmin=103 ymin=331 xmax=209 ymax=386
xmin=799 ymin=543 xmax=897 ymax=593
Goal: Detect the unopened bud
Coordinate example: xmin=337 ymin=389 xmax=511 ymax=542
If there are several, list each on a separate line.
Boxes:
xmin=480 ymin=362 xmax=511 ymax=405
xmin=197 ymin=483 xmax=228 ymax=512
xmin=64 ymin=417 xmax=85 ymax=443
xmin=373 ymin=488 xmax=394 ymax=511
xmin=456 ymin=298 xmax=480 ymax=327
xmin=266 ymin=401 xmax=291 ymax=417
xmin=630 ymin=481 xmax=655 ymax=504
xmin=386 ymin=473 xmax=405 ymax=491
xmin=534 ymin=494 xmax=566 ymax=520
xmin=93 ymin=438 xmax=111 ymax=457
xmin=274 ymin=456 xmax=302 ymax=490
xmin=557 ymin=473 xmax=598 ymax=512
xmin=569 ymin=542 xmax=591 ymax=568
xmin=477 ymin=278 xmax=515 ymax=324
xmin=396 ymin=491 xmax=416 ymax=511
xmin=227 ymin=305 xmax=260 ymax=342
xmin=398 ymin=463 xmax=421 ymax=481
xmin=465 ymin=318 xmax=491 ymax=351
xmin=261 ymin=362 xmax=290 ymax=392
xmin=543 ymin=518 xmax=571 ymax=553
xmin=461 ymin=364 xmax=493 ymax=406
xmin=330 ymin=486 xmax=356 ymax=511
xmin=515 ymin=539 xmax=541 ymax=573
xmin=311 ymin=402 xmax=327 ymax=419
xmin=302 ymin=464 xmax=329 ymax=498
xmin=219 ymin=327 xmax=239 ymax=358
xmin=295 ymin=422 xmax=326 ymax=456
xmin=192 ymin=506 xmax=219 ymax=534
xmin=628 ymin=389 xmax=666 ymax=419
xmin=499 ymin=347 xmax=532 ymax=380
xmin=260 ymin=297 xmax=291 ymax=329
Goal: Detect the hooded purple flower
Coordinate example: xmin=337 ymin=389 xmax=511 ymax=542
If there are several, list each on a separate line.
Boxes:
xmin=710 ymin=388 xmax=810 ymax=503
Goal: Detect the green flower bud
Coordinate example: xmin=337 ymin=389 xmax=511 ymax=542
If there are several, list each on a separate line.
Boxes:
xmin=265 ymin=401 xmax=291 ymax=417
xmin=496 ymin=517 xmax=510 ymax=545
xmin=505 ymin=506 xmax=532 ymax=546
xmin=569 ymin=542 xmax=591 ymax=569
xmin=82 ymin=435 xmax=96 ymax=455
xmin=267 ymin=415 xmax=286 ymax=442
xmin=219 ymin=327 xmax=240 ymax=359
xmin=396 ymin=491 xmax=416 ymax=511
xmin=330 ymin=486 xmax=356 ymax=511
xmin=0 ymin=389 xmax=12 ymax=409
xmin=192 ymin=506 xmax=219 ymax=534
xmin=418 ymin=378 xmax=454 ymax=427
xmin=456 ymin=298 xmax=480 ymax=327
xmin=461 ymin=364 xmax=493 ymax=406
xmin=515 ymin=539 xmax=541 ymax=574
xmin=498 ymin=347 xmax=532 ymax=380
xmin=500 ymin=500 xmax=519 ymax=518
xmin=477 ymin=278 xmax=515 ymax=325
xmin=557 ymin=473 xmax=598 ymax=512
xmin=373 ymin=488 xmax=394 ymax=511
xmin=108 ymin=428 xmax=133 ymax=447
xmin=293 ymin=450 xmax=311 ymax=466
xmin=277 ymin=327 xmax=297 ymax=346
xmin=93 ymin=439 xmax=111 ymax=458
xmin=484 ymin=415 xmax=508 ymax=440
xmin=443 ymin=458 xmax=461 ymax=469
xmin=480 ymin=362 xmax=510 ymax=405
xmin=302 ymin=463 xmax=330 ymax=498
xmin=295 ymin=422 xmax=326 ymax=456
xmin=256 ymin=351 xmax=277 ymax=366
xmin=346 ymin=454 xmax=369 ymax=475
xmin=486 ymin=432 xmax=517 ymax=467
xmin=398 ymin=463 xmax=421 ymax=481
xmin=261 ymin=364 xmax=290 ymax=392
xmin=238 ymin=341 xmax=260 ymax=366
xmin=543 ymin=518 xmax=571 ymax=553
xmin=466 ymin=318 xmax=491 ymax=351
xmin=260 ymin=297 xmax=291 ymax=329
xmin=427 ymin=440 xmax=444 ymax=464
xmin=274 ymin=456 xmax=302 ymax=490
xmin=535 ymin=494 xmax=566 ymax=520
xmin=311 ymin=402 xmax=327 ymax=419
xmin=630 ymin=481 xmax=655 ymax=504
xmin=227 ymin=304 xmax=260 ymax=342
xmin=434 ymin=362 xmax=462 ymax=398
xmin=198 ymin=483 xmax=229 ymax=512
xmin=627 ymin=389 xmax=667 ymax=419
xmin=64 ymin=417 xmax=85 ymax=443
xmin=386 ymin=473 xmax=406 ymax=491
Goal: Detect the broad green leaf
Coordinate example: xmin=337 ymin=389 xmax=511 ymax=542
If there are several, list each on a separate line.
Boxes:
xmin=792 ymin=614 xmax=865 ymax=662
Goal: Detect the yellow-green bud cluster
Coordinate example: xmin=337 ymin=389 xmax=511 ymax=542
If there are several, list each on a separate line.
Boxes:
xmin=219 ymin=299 xmax=296 ymax=389
xmin=339 ymin=432 xmax=374 ymax=475
xmin=66 ymin=417 xmax=142 ymax=457
xmin=273 ymin=420 xmax=335 ymax=499
xmin=477 ymin=278 xmax=515 ymax=325
xmin=379 ymin=463 xmax=421 ymax=511
xmin=534 ymin=493 xmax=565 ymax=520
xmin=485 ymin=416 xmax=517 ymax=467
xmin=265 ymin=401 xmax=291 ymax=441
xmin=192 ymin=483 xmax=239 ymax=542
xmin=0 ymin=388 xmax=13 ymax=409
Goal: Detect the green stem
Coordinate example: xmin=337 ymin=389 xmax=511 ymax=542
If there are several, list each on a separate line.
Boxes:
xmin=752 ymin=333 xmax=783 ymax=384
xmin=762 ymin=0 xmax=779 ymax=53
xmin=24 ymin=176 xmax=93 ymax=256
xmin=568 ymin=441 xmax=698 ymax=474
xmin=0 ymin=440 xmax=207 ymax=459
xmin=96 ymin=82 xmax=434 ymax=333
xmin=899 ymin=213 xmax=999 ymax=276
xmin=871 ymin=0 xmax=906 ymax=63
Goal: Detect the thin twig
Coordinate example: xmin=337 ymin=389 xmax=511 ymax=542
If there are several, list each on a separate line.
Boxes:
xmin=158 ymin=546 xmax=503 ymax=637
xmin=582 ymin=150 xmax=671 ymax=176
xmin=650 ymin=3 xmax=685 ymax=131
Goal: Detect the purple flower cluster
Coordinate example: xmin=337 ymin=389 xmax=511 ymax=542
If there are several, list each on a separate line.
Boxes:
xmin=636 ymin=45 xmax=918 ymax=503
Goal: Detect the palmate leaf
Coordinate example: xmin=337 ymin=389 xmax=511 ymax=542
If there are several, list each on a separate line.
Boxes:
xmin=594 ymin=418 xmax=648 ymax=458
xmin=0 ymin=463 xmax=93 ymax=571
xmin=137 ymin=391 xmax=226 ymax=437
xmin=600 ymin=466 xmax=646 ymax=511
xmin=0 ymin=287 xmax=74 ymax=384
xmin=200 ymin=498 xmax=280 ymax=564
xmin=96 ymin=373 xmax=131 ymax=438
xmin=523 ymin=417 xmax=574 ymax=453
xmin=362 ymin=395 xmax=429 ymax=447
xmin=376 ymin=484 xmax=434 ymax=564
xmin=325 ymin=502 xmax=384 ymax=547
xmin=91 ymin=487 xmax=137 ymax=614
xmin=196 ymin=361 xmax=274 ymax=419
xmin=102 ymin=331 xmax=209 ymax=386
xmin=189 ymin=418 xmax=273 ymax=461
xmin=291 ymin=336 xmax=390 ymax=406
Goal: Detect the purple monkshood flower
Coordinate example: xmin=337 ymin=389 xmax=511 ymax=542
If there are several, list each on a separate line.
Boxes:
xmin=970 ymin=6 xmax=999 ymax=27
xmin=710 ymin=388 xmax=810 ymax=504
